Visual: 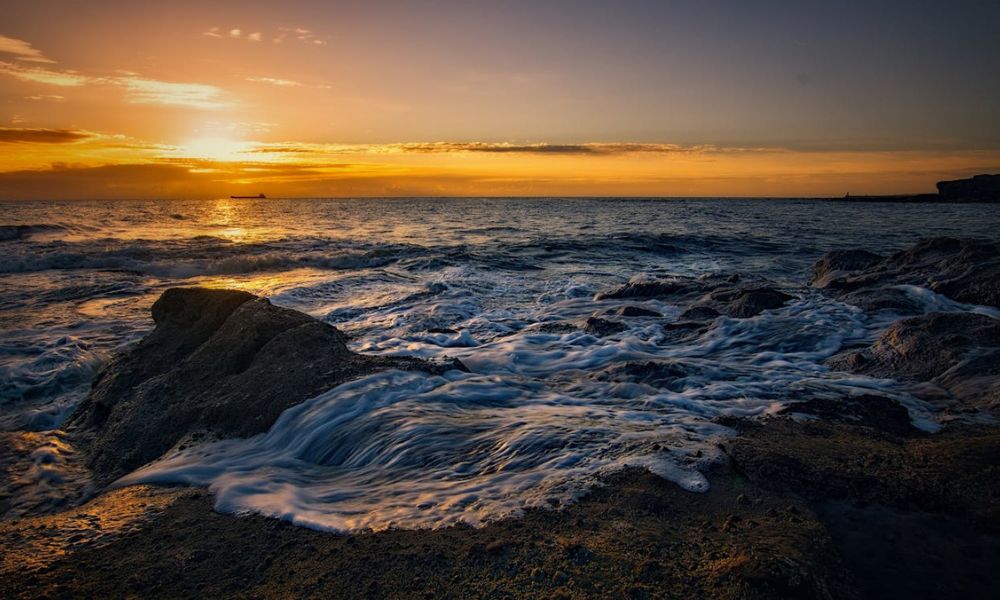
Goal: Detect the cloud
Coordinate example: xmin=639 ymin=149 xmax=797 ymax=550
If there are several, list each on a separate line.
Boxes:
xmin=229 ymin=28 xmax=242 ymax=38
xmin=0 ymin=61 xmax=229 ymax=109
xmin=117 ymin=76 xmax=229 ymax=109
xmin=0 ymin=61 xmax=93 ymax=86
xmin=246 ymin=141 xmax=760 ymax=156
xmin=0 ymin=35 xmax=54 ymax=63
xmin=247 ymin=32 xmax=262 ymax=42
xmin=245 ymin=76 xmax=302 ymax=87
xmin=25 ymin=94 xmax=65 ymax=101
xmin=203 ymin=27 xmax=223 ymax=39
xmin=0 ymin=127 xmax=91 ymax=143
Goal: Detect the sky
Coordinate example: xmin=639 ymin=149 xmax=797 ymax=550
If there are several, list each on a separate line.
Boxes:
xmin=1 ymin=0 xmax=998 ymax=199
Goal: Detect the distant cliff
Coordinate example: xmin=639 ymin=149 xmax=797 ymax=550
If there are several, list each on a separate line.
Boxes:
xmin=936 ymin=174 xmax=1000 ymax=202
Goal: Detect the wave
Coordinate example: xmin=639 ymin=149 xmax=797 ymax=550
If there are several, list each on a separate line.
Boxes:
xmin=0 ymin=224 xmax=69 ymax=242
xmin=120 ymin=289 xmax=933 ymax=532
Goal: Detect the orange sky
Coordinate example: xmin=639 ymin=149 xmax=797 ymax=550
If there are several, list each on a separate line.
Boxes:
xmin=1 ymin=1 xmax=998 ymax=199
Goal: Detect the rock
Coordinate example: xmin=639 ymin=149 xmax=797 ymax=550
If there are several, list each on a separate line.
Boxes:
xmin=936 ymin=174 xmax=1000 ymax=202
xmin=615 ymin=305 xmax=662 ymax=318
xmin=662 ymin=320 xmax=714 ymax=343
xmin=596 ymin=274 xmax=792 ymax=319
xmin=583 ymin=317 xmax=627 ymax=337
xmin=594 ymin=276 xmax=704 ymax=301
xmin=531 ymin=322 xmax=577 ymax=334
xmin=827 ymin=312 xmax=1000 ymax=411
xmin=780 ymin=395 xmax=919 ymax=437
xmin=837 ymin=287 xmax=924 ymax=315
xmin=716 ymin=288 xmax=793 ymax=318
xmin=723 ymin=417 xmax=1000 ymax=526
xmin=592 ymin=361 xmax=694 ymax=392
xmin=427 ymin=327 xmax=459 ymax=334
xmin=811 ymin=237 xmax=1000 ymax=308
xmin=678 ymin=305 xmax=721 ymax=321
xmin=683 ymin=287 xmax=793 ymax=319
xmin=809 ymin=249 xmax=883 ymax=289
xmin=67 ymin=287 xmax=456 ymax=483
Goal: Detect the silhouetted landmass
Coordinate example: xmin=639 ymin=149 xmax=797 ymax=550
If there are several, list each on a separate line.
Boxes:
xmin=937 ymin=174 xmax=1000 ymax=202
xmin=835 ymin=173 xmax=1000 ymax=203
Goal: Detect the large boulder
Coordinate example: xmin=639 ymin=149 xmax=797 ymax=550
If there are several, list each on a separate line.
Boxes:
xmin=67 ymin=287 xmax=459 ymax=483
xmin=810 ymin=237 xmax=1000 ymax=308
xmin=827 ymin=312 xmax=1000 ymax=411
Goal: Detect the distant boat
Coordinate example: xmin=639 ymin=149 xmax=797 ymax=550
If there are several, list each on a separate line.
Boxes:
xmin=230 ymin=193 xmax=266 ymax=199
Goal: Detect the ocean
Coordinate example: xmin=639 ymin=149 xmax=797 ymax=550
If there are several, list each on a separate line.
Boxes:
xmin=2 ymin=197 xmax=998 ymax=530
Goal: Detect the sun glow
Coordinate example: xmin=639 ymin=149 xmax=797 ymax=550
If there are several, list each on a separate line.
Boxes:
xmin=175 ymin=137 xmax=255 ymax=162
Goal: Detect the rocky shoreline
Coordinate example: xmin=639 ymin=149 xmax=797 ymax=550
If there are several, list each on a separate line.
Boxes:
xmin=2 ymin=237 xmax=999 ymax=599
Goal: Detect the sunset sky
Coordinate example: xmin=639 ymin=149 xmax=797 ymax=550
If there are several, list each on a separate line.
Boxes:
xmin=1 ymin=0 xmax=998 ymax=199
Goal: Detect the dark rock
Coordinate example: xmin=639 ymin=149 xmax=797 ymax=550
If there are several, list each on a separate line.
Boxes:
xmin=596 ymin=274 xmax=792 ymax=319
xmin=67 ymin=287 xmax=454 ymax=483
xmin=827 ymin=312 xmax=1000 ymax=411
xmin=592 ymin=361 xmax=694 ymax=392
xmin=594 ymin=277 xmax=704 ymax=301
xmin=838 ymin=287 xmax=924 ymax=315
xmin=616 ymin=305 xmax=662 ymax=318
xmin=937 ymin=174 xmax=1000 ymax=203
xmin=810 ymin=250 xmax=883 ymax=289
xmin=691 ymin=287 xmax=793 ymax=319
xmin=583 ymin=317 xmax=627 ymax=337
xmin=780 ymin=395 xmax=920 ymax=437
xmin=721 ymin=289 xmax=793 ymax=318
xmin=811 ymin=237 xmax=1000 ymax=308
xmin=678 ymin=305 xmax=720 ymax=321
xmin=723 ymin=417 xmax=1000 ymax=526
xmin=531 ymin=322 xmax=577 ymax=334
xmin=662 ymin=320 xmax=714 ymax=343
xmin=427 ymin=327 xmax=459 ymax=334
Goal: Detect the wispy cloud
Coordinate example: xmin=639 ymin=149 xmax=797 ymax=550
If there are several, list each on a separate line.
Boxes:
xmin=0 ymin=127 xmax=91 ymax=143
xmin=117 ymin=76 xmax=229 ymax=109
xmin=245 ymin=76 xmax=302 ymax=87
xmin=0 ymin=34 xmax=54 ymax=63
xmin=25 ymin=94 xmax=65 ymax=102
xmin=246 ymin=141 xmax=764 ymax=156
xmin=0 ymin=61 xmax=93 ymax=86
xmin=0 ymin=61 xmax=229 ymax=109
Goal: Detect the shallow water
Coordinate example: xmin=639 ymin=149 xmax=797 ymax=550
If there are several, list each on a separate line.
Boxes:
xmin=2 ymin=197 xmax=998 ymax=530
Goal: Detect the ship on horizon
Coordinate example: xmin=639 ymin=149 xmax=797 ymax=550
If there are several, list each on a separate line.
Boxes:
xmin=230 ymin=193 xmax=267 ymax=199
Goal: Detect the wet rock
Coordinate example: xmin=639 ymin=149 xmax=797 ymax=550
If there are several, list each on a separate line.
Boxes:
xmin=811 ymin=237 xmax=1000 ymax=308
xmin=597 ymin=274 xmax=792 ymax=320
xmin=531 ymin=322 xmax=577 ymax=334
xmin=723 ymin=416 xmax=1000 ymax=526
xmin=810 ymin=249 xmax=883 ymax=289
xmin=427 ymin=327 xmax=459 ymax=334
xmin=837 ymin=287 xmax=924 ymax=315
xmin=662 ymin=320 xmax=714 ymax=344
xmin=584 ymin=317 xmax=627 ymax=337
xmin=678 ymin=305 xmax=720 ymax=321
xmin=714 ymin=288 xmax=793 ymax=318
xmin=827 ymin=312 xmax=1000 ymax=411
xmin=681 ymin=287 xmax=793 ymax=320
xmin=592 ymin=361 xmax=694 ymax=392
xmin=615 ymin=305 xmax=662 ymax=318
xmin=779 ymin=395 xmax=919 ymax=437
xmin=67 ymin=287 xmax=455 ymax=484
xmin=594 ymin=276 xmax=704 ymax=301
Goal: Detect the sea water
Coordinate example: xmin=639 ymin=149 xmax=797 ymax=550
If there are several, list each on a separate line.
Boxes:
xmin=2 ymin=197 xmax=997 ymax=530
